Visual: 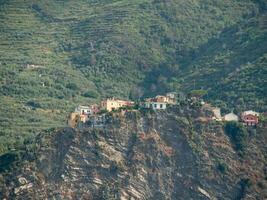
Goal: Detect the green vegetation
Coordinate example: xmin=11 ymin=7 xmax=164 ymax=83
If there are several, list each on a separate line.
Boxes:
xmin=236 ymin=178 xmax=252 ymax=200
xmin=259 ymin=114 xmax=267 ymax=123
xmin=216 ymin=162 xmax=227 ymax=174
xmin=0 ymin=0 xmax=266 ymax=154
xmin=181 ymin=13 xmax=267 ymax=112
xmin=189 ymin=90 xmax=208 ymax=98
xmin=0 ymin=152 xmax=20 ymax=173
xmin=224 ymin=122 xmax=248 ymax=154
xmin=82 ymin=90 xmax=100 ymax=99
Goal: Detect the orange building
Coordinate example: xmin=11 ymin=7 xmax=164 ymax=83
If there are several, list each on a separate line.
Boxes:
xmin=142 ymin=93 xmax=176 ymax=110
xmin=241 ymin=110 xmax=260 ymax=126
xmin=154 ymin=93 xmax=176 ymax=104
xmin=100 ymin=98 xmax=134 ymax=112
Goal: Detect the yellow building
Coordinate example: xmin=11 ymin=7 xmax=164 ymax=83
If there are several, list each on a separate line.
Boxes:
xmin=80 ymin=114 xmax=88 ymax=123
xmin=101 ymin=98 xmax=134 ymax=112
xmin=68 ymin=112 xmax=80 ymax=128
xmin=68 ymin=112 xmax=89 ymax=127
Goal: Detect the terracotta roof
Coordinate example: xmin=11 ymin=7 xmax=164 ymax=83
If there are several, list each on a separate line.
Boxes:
xmin=242 ymin=110 xmax=259 ymax=116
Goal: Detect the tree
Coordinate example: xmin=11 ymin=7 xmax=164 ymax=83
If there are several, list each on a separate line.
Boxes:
xmin=0 ymin=152 xmax=19 ymax=172
xmin=217 ymin=162 xmax=227 ymax=174
xmin=66 ymin=83 xmax=78 ymax=90
xmin=82 ymin=90 xmax=99 ymax=98
xmin=224 ymin=122 xmax=248 ymax=153
xmin=26 ymin=100 xmax=41 ymax=109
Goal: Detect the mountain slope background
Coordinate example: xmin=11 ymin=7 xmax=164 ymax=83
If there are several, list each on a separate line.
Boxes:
xmin=0 ymin=0 xmax=266 ymax=153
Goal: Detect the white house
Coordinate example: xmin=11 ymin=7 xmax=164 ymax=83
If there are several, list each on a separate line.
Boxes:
xmin=75 ymin=105 xmax=91 ymax=115
xmin=143 ymin=102 xmax=167 ymax=110
xmin=141 ymin=93 xmax=177 ymax=110
xmin=223 ymin=112 xmax=239 ymax=122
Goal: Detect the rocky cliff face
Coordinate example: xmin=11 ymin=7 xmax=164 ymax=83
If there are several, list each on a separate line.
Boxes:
xmin=1 ymin=106 xmax=267 ymax=199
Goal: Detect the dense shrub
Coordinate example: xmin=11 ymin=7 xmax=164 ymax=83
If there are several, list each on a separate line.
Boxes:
xmin=0 ymin=152 xmax=19 ymax=172
xmin=66 ymin=83 xmax=78 ymax=90
xmin=235 ymin=178 xmax=252 ymax=200
xmin=224 ymin=122 xmax=248 ymax=153
xmin=82 ymin=90 xmax=99 ymax=98
xmin=26 ymin=100 xmax=41 ymax=109
xmin=217 ymin=162 xmax=227 ymax=174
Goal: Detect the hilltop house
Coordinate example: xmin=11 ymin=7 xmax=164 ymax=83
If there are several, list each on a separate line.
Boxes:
xmin=75 ymin=105 xmax=100 ymax=115
xmin=211 ymin=107 xmax=222 ymax=121
xmin=90 ymin=104 xmax=100 ymax=115
xmin=73 ymin=106 xmax=90 ymax=123
xmin=142 ymin=93 xmax=176 ymax=110
xmin=143 ymin=100 xmax=167 ymax=110
xmin=223 ymin=112 xmax=239 ymax=122
xmin=70 ymin=104 xmax=101 ymax=125
xmin=155 ymin=92 xmax=176 ymax=104
xmin=75 ymin=105 xmax=91 ymax=115
xmin=241 ymin=110 xmax=260 ymax=126
xmin=68 ymin=112 xmax=80 ymax=128
xmin=79 ymin=114 xmax=88 ymax=123
xmin=100 ymin=98 xmax=134 ymax=112
xmin=242 ymin=110 xmax=260 ymax=117
xmin=165 ymin=92 xmax=176 ymax=104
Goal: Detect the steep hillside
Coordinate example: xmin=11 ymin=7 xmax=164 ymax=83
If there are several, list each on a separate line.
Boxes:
xmin=1 ymin=109 xmax=267 ymax=199
xmin=0 ymin=0 xmax=266 ymax=153
xmin=179 ymin=12 xmax=267 ymax=112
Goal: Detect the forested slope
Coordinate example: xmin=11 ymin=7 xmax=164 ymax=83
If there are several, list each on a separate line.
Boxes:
xmin=0 ymin=0 xmax=266 ymax=153
xmin=179 ymin=12 xmax=267 ymax=112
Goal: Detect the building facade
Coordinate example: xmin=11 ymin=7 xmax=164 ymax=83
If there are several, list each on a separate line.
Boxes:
xmin=143 ymin=102 xmax=167 ymax=110
xmin=223 ymin=113 xmax=239 ymax=122
xmin=241 ymin=110 xmax=259 ymax=126
xmin=101 ymin=98 xmax=134 ymax=112
xmin=90 ymin=104 xmax=100 ymax=115
xmin=75 ymin=105 xmax=91 ymax=115
xmin=142 ymin=93 xmax=176 ymax=110
xmin=242 ymin=114 xmax=259 ymax=126
xmin=212 ymin=107 xmax=222 ymax=121
xmin=154 ymin=94 xmax=176 ymax=104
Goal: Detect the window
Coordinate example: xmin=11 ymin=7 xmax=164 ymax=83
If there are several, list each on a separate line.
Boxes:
xmin=154 ymin=104 xmax=157 ymax=108
xmin=160 ymin=104 xmax=163 ymax=108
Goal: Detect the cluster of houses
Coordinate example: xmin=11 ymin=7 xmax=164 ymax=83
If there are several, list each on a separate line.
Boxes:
xmin=68 ymin=93 xmax=177 ymax=127
xmin=68 ymin=98 xmax=136 ymax=127
xmin=211 ymin=108 xmax=260 ymax=126
xmin=68 ymin=92 xmax=262 ymax=128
